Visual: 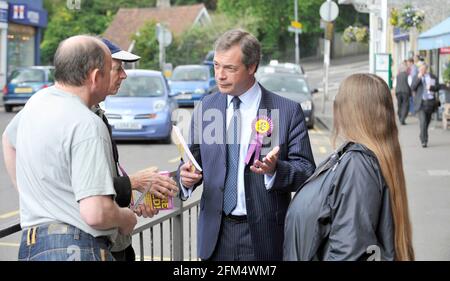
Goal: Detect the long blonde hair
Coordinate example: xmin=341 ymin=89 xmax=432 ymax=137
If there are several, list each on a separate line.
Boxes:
xmin=332 ymin=73 xmax=414 ymax=261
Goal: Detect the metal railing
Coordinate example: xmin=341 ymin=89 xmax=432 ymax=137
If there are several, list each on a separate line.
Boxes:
xmin=132 ymin=196 xmax=200 ymax=261
xmin=0 ymin=197 xmax=200 ymax=261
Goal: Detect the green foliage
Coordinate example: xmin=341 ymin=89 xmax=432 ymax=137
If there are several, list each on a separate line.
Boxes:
xmin=132 ymin=21 xmax=160 ymax=70
xmin=41 ymin=0 xmax=155 ymax=64
xmin=443 ymin=64 xmax=450 ymax=84
xmin=172 ymin=0 xmax=217 ymax=10
xmin=166 ymin=13 xmax=258 ymax=67
xmin=342 ymin=26 xmax=369 ymax=44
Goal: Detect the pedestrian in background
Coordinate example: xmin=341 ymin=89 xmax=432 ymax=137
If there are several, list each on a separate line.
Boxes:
xmin=284 ymin=73 xmax=414 ymax=261
xmin=411 ymin=63 xmax=440 ymax=148
xmin=395 ymin=62 xmax=411 ymax=125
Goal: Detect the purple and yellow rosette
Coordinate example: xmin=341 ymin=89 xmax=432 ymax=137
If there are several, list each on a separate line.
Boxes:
xmin=245 ymin=116 xmax=273 ymax=165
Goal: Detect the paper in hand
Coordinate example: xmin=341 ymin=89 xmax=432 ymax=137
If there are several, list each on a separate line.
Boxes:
xmin=172 ymin=125 xmax=202 ymax=172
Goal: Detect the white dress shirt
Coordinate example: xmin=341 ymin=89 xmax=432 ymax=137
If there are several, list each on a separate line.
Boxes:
xmin=181 ymin=81 xmax=277 ymax=215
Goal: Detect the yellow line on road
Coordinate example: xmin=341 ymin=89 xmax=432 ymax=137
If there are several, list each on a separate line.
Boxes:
xmin=0 ymin=242 xmax=20 ymax=247
xmin=0 ymin=210 xmax=19 ymax=219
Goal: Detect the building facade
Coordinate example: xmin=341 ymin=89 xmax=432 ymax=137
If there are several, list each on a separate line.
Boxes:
xmin=387 ymin=0 xmax=450 ymax=81
xmin=0 ymin=1 xmax=8 ymax=87
xmin=5 ymin=0 xmax=47 ymax=82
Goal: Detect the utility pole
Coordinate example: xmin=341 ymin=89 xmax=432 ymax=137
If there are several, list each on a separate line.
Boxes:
xmin=294 ymin=0 xmax=300 ymax=65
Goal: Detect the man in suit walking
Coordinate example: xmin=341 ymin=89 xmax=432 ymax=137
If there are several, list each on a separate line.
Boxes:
xmin=395 ymin=63 xmax=411 ymax=125
xmin=411 ymin=63 xmax=440 ymax=148
xmin=178 ymin=29 xmax=316 ymax=261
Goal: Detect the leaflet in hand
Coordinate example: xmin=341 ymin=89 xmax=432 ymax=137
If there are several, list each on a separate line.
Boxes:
xmin=172 ymin=125 xmax=202 ymax=172
xmin=132 ymin=190 xmax=173 ymax=211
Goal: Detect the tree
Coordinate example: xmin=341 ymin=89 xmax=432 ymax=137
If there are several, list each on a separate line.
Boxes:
xmin=166 ymin=13 xmax=258 ymax=67
xmin=132 ymin=21 xmax=160 ymax=70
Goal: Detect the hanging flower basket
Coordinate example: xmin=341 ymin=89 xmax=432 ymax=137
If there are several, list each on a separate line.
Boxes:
xmin=391 ymin=5 xmax=425 ymax=31
xmin=342 ymin=26 xmax=369 ymax=44
xmin=390 ymin=8 xmax=399 ymax=26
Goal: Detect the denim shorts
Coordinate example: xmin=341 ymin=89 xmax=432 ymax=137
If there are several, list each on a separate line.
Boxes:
xmin=18 ymin=222 xmax=115 ymax=261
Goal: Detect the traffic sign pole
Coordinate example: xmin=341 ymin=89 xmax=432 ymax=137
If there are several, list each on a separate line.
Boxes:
xmin=294 ymin=0 xmax=300 ymax=65
xmin=319 ymin=0 xmax=339 ymax=112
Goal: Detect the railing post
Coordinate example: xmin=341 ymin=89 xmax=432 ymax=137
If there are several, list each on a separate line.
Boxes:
xmin=172 ymin=196 xmax=184 ymax=261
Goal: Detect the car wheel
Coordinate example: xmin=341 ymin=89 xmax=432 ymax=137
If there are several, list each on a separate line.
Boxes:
xmin=4 ymin=105 xmax=13 ymax=113
xmin=162 ymin=135 xmax=172 ymax=144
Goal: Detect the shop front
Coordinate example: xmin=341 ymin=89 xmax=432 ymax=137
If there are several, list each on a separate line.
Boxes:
xmin=418 ymin=16 xmax=450 ymax=83
xmin=0 ymin=1 xmax=7 ymax=87
xmin=6 ymin=1 xmax=47 ymax=75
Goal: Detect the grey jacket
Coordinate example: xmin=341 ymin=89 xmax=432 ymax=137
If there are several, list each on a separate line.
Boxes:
xmin=283 ymin=142 xmax=395 ymax=261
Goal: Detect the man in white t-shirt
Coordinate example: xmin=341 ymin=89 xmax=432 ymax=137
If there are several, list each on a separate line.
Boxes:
xmin=2 ymin=35 xmax=137 ymax=261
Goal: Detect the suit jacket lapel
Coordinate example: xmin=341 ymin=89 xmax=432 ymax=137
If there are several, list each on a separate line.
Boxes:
xmin=215 ymin=93 xmax=228 ymax=163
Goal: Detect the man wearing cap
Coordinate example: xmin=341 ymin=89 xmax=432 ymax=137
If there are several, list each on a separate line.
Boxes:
xmin=99 ymin=38 xmax=179 ymax=261
xmin=2 ymin=38 xmax=178 ymax=261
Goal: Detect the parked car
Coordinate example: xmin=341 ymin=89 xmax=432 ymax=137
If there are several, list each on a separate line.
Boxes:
xmin=202 ymin=50 xmax=214 ymax=66
xmin=102 ymin=69 xmax=176 ymax=142
xmin=256 ymin=71 xmax=317 ymax=128
xmin=169 ymin=64 xmax=217 ymax=106
xmin=259 ymin=60 xmax=306 ymax=77
xmin=3 ymin=66 xmax=55 ymax=112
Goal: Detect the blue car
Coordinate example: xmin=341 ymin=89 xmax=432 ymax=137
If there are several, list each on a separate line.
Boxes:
xmin=102 ymin=70 xmax=177 ymax=142
xmin=169 ymin=64 xmax=217 ymax=106
xmin=3 ymin=66 xmax=55 ymax=112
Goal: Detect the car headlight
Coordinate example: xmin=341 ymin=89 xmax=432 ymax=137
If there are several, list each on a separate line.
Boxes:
xmin=154 ymin=100 xmax=167 ymax=112
xmin=301 ymin=101 xmax=312 ymax=111
xmin=194 ymin=88 xmax=206 ymax=94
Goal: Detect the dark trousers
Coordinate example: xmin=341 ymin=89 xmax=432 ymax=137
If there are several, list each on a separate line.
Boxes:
xmin=208 ymin=215 xmax=256 ymax=261
xmin=111 ymin=244 xmax=136 ymax=261
xmin=396 ymin=92 xmax=410 ymax=123
xmin=418 ymin=99 xmax=436 ymax=144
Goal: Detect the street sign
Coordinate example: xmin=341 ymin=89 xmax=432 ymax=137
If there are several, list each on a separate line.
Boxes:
xmin=291 ymin=21 xmax=302 ymax=29
xmin=288 ymin=26 xmax=302 ymax=34
xmin=320 ymin=1 xmax=339 ymax=22
xmin=156 ymin=24 xmax=172 ymax=47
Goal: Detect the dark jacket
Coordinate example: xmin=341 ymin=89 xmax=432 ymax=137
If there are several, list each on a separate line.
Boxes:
xmin=395 ymin=71 xmax=411 ymax=95
xmin=178 ymin=85 xmax=316 ymax=260
xmin=411 ymin=73 xmax=440 ymax=112
xmin=284 ymin=142 xmax=395 ymax=261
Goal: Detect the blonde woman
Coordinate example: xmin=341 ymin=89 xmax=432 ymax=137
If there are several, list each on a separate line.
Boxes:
xmin=284 ymin=74 xmax=414 ymax=261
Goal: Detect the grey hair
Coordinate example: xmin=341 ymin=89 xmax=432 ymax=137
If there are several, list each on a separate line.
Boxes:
xmin=214 ymin=29 xmax=261 ymax=70
xmin=54 ymin=35 xmax=109 ymax=87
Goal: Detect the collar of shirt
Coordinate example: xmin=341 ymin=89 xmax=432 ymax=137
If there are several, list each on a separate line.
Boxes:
xmin=226 ymin=81 xmax=261 ymax=110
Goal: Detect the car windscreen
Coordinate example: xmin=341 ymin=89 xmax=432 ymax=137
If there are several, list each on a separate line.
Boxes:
xmin=171 ymin=67 xmax=208 ymax=81
xmin=9 ymin=69 xmax=45 ymax=83
xmin=259 ymin=75 xmax=310 ymax=95
xmin=116 ymin=76 xmax=165 ymax=97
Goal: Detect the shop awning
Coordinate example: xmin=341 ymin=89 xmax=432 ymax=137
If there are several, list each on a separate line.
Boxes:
xmin=418 ymin=17 xmax=450 ymax=50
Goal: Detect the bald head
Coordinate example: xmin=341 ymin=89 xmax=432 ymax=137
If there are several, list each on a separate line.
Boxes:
xmin=54 ymin=35 xmax=111 ymax=87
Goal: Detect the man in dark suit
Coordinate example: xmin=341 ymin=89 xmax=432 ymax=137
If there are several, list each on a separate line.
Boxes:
xmin=395 ymin=63 xmax=411 ymax=125
xmin=178 ymin=29 xmax=316 ymax=261
xmin=411 ymin=63 xmax=440 ymax=148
